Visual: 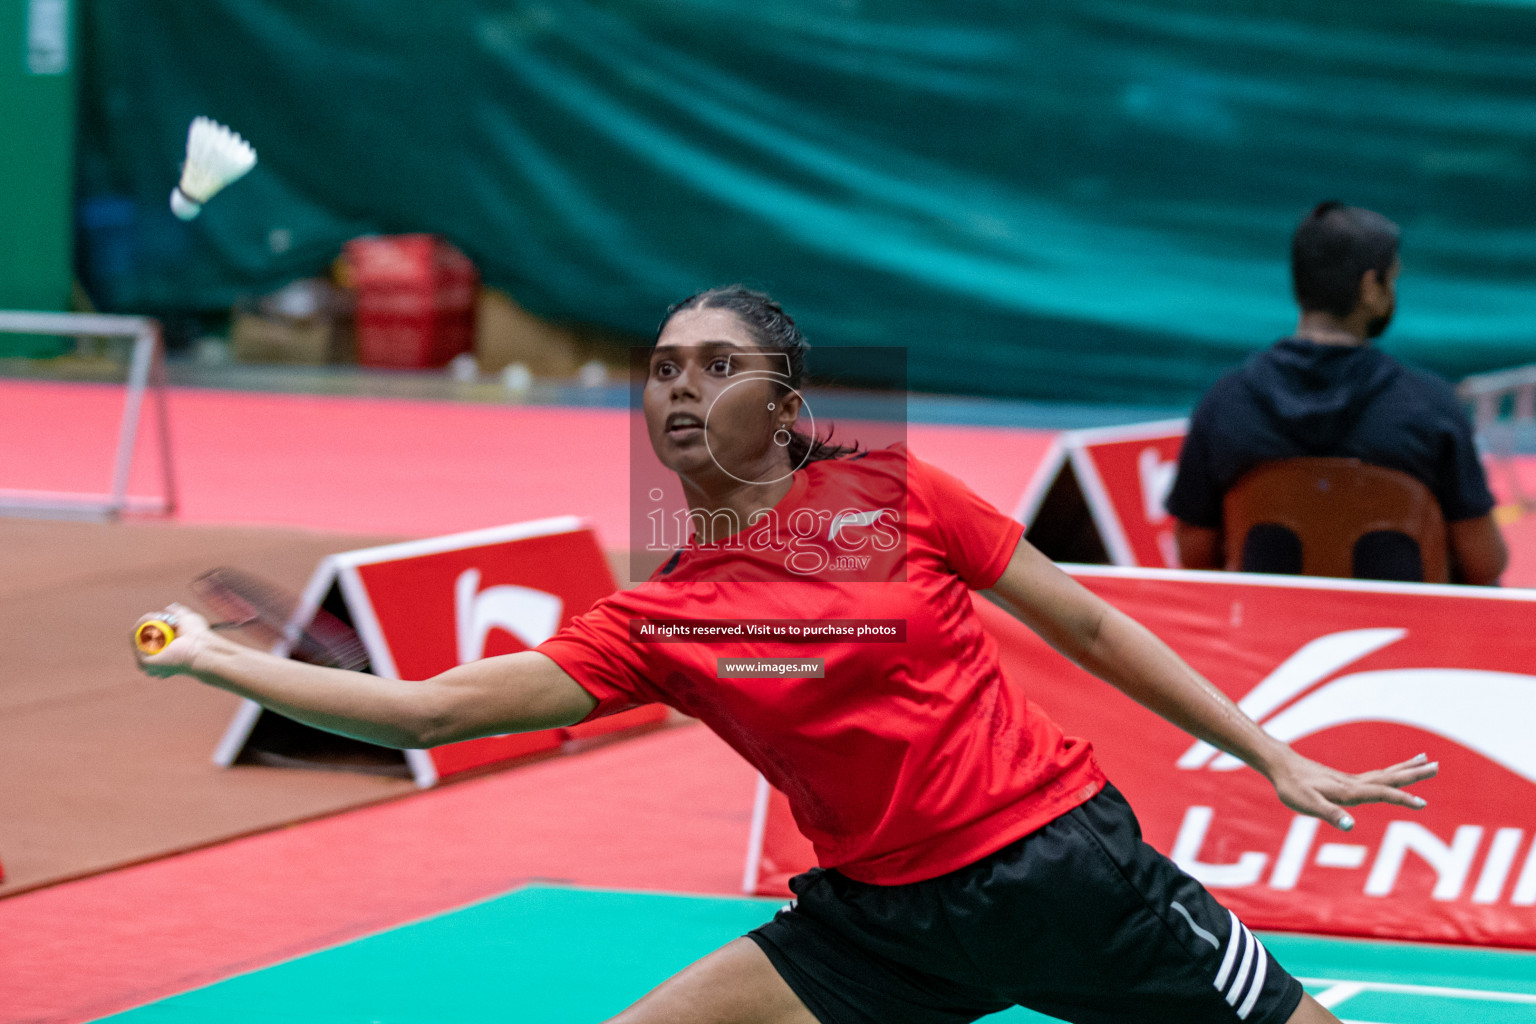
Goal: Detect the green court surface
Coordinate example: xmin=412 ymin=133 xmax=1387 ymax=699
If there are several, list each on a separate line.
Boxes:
xmin=98 ymin=886 xmax=1536 ymax=1024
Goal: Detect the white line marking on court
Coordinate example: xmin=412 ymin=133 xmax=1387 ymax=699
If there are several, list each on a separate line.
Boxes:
xmin=1299 ymin=976 xmax=1536 ymax=1005
xmin=1314 ymin=982 xmax=1365 ymax=1008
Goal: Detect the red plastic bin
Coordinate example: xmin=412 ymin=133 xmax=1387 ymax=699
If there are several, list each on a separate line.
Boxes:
xmin=345 ymin=235 xmax=478 ymax=368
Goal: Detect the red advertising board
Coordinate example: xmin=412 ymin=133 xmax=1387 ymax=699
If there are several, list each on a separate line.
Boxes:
xmin=747 ymin=567 xmax=1536 ymax=949
xmin=215 ymin=516 xmax=665 ymax=786
xmin=1015 ymin=420 xmax=1187 ymax=567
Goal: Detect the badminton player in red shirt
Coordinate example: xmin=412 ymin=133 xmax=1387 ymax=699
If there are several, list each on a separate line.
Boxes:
xmin=136 ymin=286 xmax=1435 ymax=1024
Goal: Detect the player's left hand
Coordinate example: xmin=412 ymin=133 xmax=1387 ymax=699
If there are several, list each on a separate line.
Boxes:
xmin=1266 ymin=749 xmax=1438 ymax=831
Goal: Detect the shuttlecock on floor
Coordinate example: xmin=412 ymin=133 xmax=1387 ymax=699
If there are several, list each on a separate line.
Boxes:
xmin=448 ymin=352 xmax=479 ymax=383
xmin=501 ymin=362 xmax=533 ymax=393
xmin=170 ymin=117 xmax=257 ymax=221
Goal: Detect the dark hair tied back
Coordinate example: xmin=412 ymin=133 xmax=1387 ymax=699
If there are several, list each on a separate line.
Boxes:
xmin=661 ymin=285 xmax=861 ymax=465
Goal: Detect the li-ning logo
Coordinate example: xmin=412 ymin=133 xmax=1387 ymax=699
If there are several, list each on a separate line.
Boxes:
xmin=1137 ymin=445 xmax=1178 ymax=525
xmin=827 ymin=509 xmax=887 ymax=543
xmin=1178 ymin=627 xmax=1536 ymax=786
xmin=454 ymin=568 xmax=564 ymax=663
xmin=1171 ymin=629 xmax=1536 ymax=903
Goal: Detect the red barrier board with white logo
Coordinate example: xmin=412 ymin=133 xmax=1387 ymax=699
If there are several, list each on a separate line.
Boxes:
xmin=1015 ymin=420 xmax=1187 ymax=568
xmin=747 ymin=567 xmax=1536 ymax=949
xmin=215 ymin=516 xmax=666 ymax=786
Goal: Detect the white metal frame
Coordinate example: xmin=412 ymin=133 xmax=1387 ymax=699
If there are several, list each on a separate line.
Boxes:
xmin=1064 ymin=560 xmax=1536 ymax=601
xmin=1459 ymin=363 xmax=1536 ymax=512
xmin=1009 ymin=437 xmax=1067 ymax=526
xmin=0 ymin=311 xmax=176 ymax=519
xmin=742 ymin=775 xmax=772 ymax=894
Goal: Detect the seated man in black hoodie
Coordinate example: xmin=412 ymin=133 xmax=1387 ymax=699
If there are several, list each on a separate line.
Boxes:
xmin=1167 ymin=201 xmax=1508 ymax=585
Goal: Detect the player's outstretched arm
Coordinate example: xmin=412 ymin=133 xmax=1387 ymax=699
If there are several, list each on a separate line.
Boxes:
xmin=132 ymin=604 xmax=597 ymax=749
xmin=984 ymin=540 xmax=1437 ymax=831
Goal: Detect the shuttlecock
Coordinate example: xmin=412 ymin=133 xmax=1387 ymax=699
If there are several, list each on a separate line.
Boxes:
xmin=170 ymin=117 xmax=257 ymax=221
xmin=501 ymin=362 xmax=533 ymax=393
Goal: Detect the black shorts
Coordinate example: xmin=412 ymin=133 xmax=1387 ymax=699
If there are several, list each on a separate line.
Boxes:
xmin=747 ymin=784 xmax=1303 ymax=1024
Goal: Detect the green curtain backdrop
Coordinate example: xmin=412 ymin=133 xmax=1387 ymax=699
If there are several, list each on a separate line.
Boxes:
xmin=2 ymin=0 xmax=77 ymax=355
xmin=75 ymin=0 xmax=1536 ymax=402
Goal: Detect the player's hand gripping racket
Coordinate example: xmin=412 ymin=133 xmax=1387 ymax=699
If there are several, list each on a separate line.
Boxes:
xmin=133 ymin=567 xmax=369 ymax=671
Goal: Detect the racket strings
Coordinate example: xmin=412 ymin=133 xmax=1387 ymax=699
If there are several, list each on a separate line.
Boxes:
xmin=191 ymin=568 xmax=370 ymax=672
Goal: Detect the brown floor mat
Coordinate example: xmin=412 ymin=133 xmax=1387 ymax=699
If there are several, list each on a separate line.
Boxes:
xmin=0 ymin=518 xmax=418 ymax=897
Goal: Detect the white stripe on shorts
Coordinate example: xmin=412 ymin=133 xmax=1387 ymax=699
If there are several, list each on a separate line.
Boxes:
xmin=1237 ymin=939 xmax=1268 ymax=1020
xmin=1213 ymin=909 xmax=1242 ymax=991
xmin=1226 ymin=924 xmax=1257 ymax=1007
xmin=1210 ymin=916 xmax=1271 ymax=1020
xmin=1216 ymin=914 xmax=1241 ymax=994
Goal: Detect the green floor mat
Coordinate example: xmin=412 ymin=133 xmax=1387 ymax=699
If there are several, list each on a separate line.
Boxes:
xmin=97 ymin=886 xmax=1536 ymax=1024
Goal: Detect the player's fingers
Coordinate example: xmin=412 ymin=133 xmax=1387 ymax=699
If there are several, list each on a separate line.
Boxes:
xmin=133 ymin=608 xmax=172 ymax=632
xmin=1280 ymin=786 xmax=1357 ymax=832
xmin=1366 ymin=752 xmax=1438 ymax=777
xmin=132 ymin=609 xmax=178 ymax=657
xmin=164 ymin=603 xmax=210 ymax=631
xmin=132 ymin=605 xmax=208 ymax=673
xmin=1328 ymin=781 xmax=1429 ymax=810
xmin=133 ymin=624 xmax=183 ymax=676
xmin=1355 ymin=761 xmax=1438 ymax=788
xmin=1310 ymin=798 xmax=1358 ymax=832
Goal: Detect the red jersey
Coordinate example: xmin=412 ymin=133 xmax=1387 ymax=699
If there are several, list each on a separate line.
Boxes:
xmin=537 ymin=446 xmax=1104 ymax=885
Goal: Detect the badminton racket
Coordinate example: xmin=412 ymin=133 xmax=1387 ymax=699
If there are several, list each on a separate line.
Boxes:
xmin=133 ymin=566 xmax=369 ymax=671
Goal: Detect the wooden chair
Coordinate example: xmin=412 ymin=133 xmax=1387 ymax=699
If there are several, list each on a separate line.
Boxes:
xmin=1222 ymin=458 xmax=1449 ymax=583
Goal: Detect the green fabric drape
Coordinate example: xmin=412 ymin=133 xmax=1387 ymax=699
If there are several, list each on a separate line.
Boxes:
xmin=76 ymin=0 xmax=1536 ymax=401
xmin=2 ymin=0 xmax=77 ymax=354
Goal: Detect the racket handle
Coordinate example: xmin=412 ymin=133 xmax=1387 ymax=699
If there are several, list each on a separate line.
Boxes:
xmin=135 ymin=619 xmax=177 ymax=656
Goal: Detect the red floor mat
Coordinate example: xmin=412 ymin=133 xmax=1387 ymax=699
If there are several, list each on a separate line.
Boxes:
xmin=0 ymin=381 xmax=1051 ymax=544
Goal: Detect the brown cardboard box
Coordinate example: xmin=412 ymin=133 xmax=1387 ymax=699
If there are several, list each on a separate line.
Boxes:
xmin=231 ymin=278 xmax=355 ymax=364
xmin=231 ymin=309 xmax=353 ymax=364
xmin=473 ymin=287 xmax=580 ymax=376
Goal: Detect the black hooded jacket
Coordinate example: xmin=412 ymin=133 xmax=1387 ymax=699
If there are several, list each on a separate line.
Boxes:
xmin=1167 ymin=337 xmax=1494 ymax=529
